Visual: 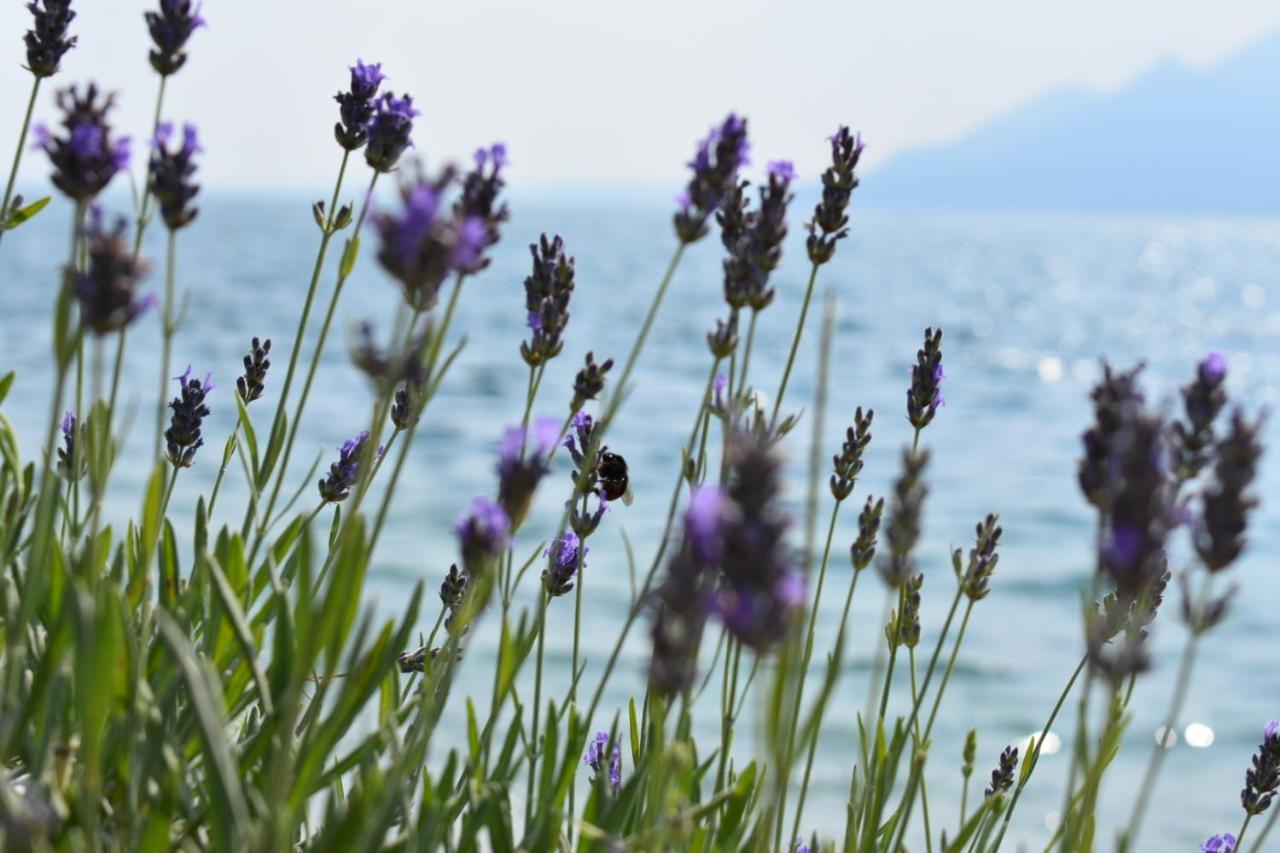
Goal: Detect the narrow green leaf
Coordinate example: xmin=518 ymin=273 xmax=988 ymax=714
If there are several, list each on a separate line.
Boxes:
xmin=338 ymin=235 xmax=360 ymax=279
xmin=0 ymin=371 xmax=13 ymax=408
xmin=4 ymin=195 xmax=51 ymax=228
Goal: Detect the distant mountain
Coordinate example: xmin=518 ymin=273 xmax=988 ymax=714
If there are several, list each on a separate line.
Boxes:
xmin=860 ymin=33 xmax=1280 ymax=214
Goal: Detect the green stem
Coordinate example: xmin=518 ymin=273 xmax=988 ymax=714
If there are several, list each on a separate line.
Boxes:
xmin=1248 ymin=805 xmax=1278 ymax=852
xmin=0 ymin=76 xmax=40 ymax=250
xmin=525 ymin=592 xmax=549 ymax=830
xmin=1237 ymin=814 xmax=1256 ymax=852
xmin=921 ymin=597 xmax=973 ymax=742
xmin=735 ymin=309 xmax=759 ymax=400
xmin=252 ymin=168 xmax=377 ymax=562
xmin=989 ymin=654 xmax=1088 ymax=852
xmin=132 ymin=76 xmax=168 ymax=260
xmin=207 ymin=422 xmax=241 ymax=518
xmin=909 ymin=647 xmax=935 ymax=853
xmin=154 ymin=229 xmax=176 ymax=459
xmin=770 ymin=261 xmax=820 ymax=426
xmin=245 ymin=149 xmax=351 ymax=538
xmin=878 ymin=588 xmax=906 ymax=721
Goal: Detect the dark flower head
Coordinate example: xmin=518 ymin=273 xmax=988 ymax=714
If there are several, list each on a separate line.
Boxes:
xmin=1078 ymin=361 xmax=1147 ymax=510
xmin=885 ymin=572 xmax=923 ymax=649
xmin=878 ymin=448 xmax=930 ymax=588
xmin=55 ymin=410 xmax=84 ymax=481
xmin=906 ymin=327 xmax=945 ymax=432
xmin=1171 ymin=351 xmax=1229 ymax=482
xmin=1100 ymin=413 xmax=1173 ymax=599
xmin=452 ymin=142 xmax=509 ymax=273
xmin=145 ymin=0 xmax=205 ymax=77
xmin=351 ymin=321 xmax=428 ymax=395
xmin=1195 ymin=409 xmax=1263 ymax=573
xmin=375 ymin=166 xmax=485 ymax=310
xmin=1199 ymin=833 xmax=1237 ymax=853
xmin=984 ymin=745 xmax=1018 ymax=798
xmin=720 ymin=161 xmax=794 ymax=313
xmin=674 ymin=113 xmax=750 ymax=244
xmin=455 ymin=496 xmax=510 ymax=577
xmin=707 ymin=312 xmax=739 ymax=359
xmin=148 ymin=121 xmax=201 ymax=230
xmin=24 ymin=0 xmax=77 ymax=78
xmin=334 ymin=59 xmax=386 ymax=150
xmin=35 ymin=84 xmax=130 ymax=202
xmin=521 ymin=234 xmax=576 ymax=367
xmin=584 ymin=731 xmax=622 ymax=794
xmin=706 ymin=434 xmax=798 ymax=650
xmin=807 ymin=126 xmax=864 ymax=265
xmin=830 ymin=407 xmax=873 ymax=501
xmin=72 ymin=208 xmax=153 ymax=335
xmin=439 ymin=563 xmax=468 ymax=610
xmin=318 ymin=430 xmax=379 ymax=503
xmin=955 ymin=513 xmax=1002 ymax=601
xmin=236 ymin=337 xmax=271 ymax=404
xmin=164 ymin=365 xmax=212 ymax=468
xmin=542 ymin=531 xmax=584 ymax=597
xmin=496 ymin=417 xmax=560 ymax=530
xmin=571 ymin=351 xmax=614 ymax=411
xmin=850 ymin=495 xmax=884 ymax=571
xmin=365 ymin=92 xmax=419 ymax=173
xmin=685 ymin=486 xmax=726 ymax=567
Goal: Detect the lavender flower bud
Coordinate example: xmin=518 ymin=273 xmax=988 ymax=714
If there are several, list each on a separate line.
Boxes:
xmin=164 ymin=366 xmax=212 ymax=468
xmin=584 ymin=731 xmax=622 ymax=794
xmin=1179 ymin=572 xmax=1235 ymax=636
xmin=717 ymin=179 xmax=752 ymax=253
xmin=720 ymin=161 xmax=795 ymax=313
xmin=145 ymin=0 xmax=205 ymax=77
xmin=317 ymin=430 xmax=376 ymax=503
xmin=364 ymin=92 xmax=419 ymax=173
xmin=1171 ymin=351 xmax=1229 ymax=482
xmin=674 ymin=113 xmax=750 ymax=244
xmin=55 ymin=411 xmax=84 ymax=481
xmin=1077 ymin=362 xmax=1146 ymax=511
xmin=885 ymin=572 xmax=923 ymax=649
xmin=24 ymin=0 xmax=77 ymax=79
xmin=807 ymin=127 xmax=864 ymax=265
xmin=1195 ymin=410 xmax=1263 ymax=573
xmin=962 ymin=729 xmax=978 ymax=780
xmin=1242 ymin=721 xmax=1280 ymax=816
xmin=1199 ymin=833 xmax=1238 ymax=853
xmin=521 ymin=234 xmax=575 ymax=367
xmin=453 ymin=143 xmax=509 ymax=272
xmin=375 ymin=167 xmax=485 ymax=310
xmin=1086 ymin=625 xmax=1150 ymax=688
xmin=439 ymin=562 xmax=467 ymax=610
xmin=849 ymin=495 xmax=884 ymax=571
xmin=571 ymin=351 xmax=613 ymax=411
xmin=706 ymin=435 xmax=800 ymax=651
xmin=706 ymin=313 xmax=739 ymax=359
xmin=542 ymin=531 xmax=583 ymax=598
xmin=984 ymin=745 xmax=1018 ymax=798
xmin=455 ymin=496 xmax=510 ymax=578
xmin=830 ymin=407 xmax=873 ymax=501
xmin=72 ymin=208 xmax=153 ymax=335
xmin=878 ymin=449 xmax=929 ymax=589
xmin=496 ymin=417 xmax=560 ymax=531
xmin=390 ymin=383 xmax=420 ymax=430
xmin=955 ymin=513 xmax=1002 ymax=601
xmin=1101 ymin=413 xmax=1172 ymax=599
xmin=334 ymin=59 xmax=386 ymax=151
xmin=34 ymin=84 xmax=130 ymax=202
xmin=236 ymin=337 xmax=271 ymax=404
xmin=906 ymin=327 xmax=945 ymax=432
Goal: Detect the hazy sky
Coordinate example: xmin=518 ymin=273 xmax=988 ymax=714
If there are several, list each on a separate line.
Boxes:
xmin=3 ymin=1 xmax=1279 ymax=191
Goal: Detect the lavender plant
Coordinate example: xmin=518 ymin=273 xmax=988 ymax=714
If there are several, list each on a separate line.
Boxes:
xmin=0 ymin=10 xmax=1271 ymax=853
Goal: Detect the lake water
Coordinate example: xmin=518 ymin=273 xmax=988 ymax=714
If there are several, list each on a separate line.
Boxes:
xmin=3 ymin=188 xmax=1279 ymax=850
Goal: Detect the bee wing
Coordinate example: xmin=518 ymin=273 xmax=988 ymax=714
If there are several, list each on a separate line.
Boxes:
xmin=622 ymin=483 xmax=635 ymax=507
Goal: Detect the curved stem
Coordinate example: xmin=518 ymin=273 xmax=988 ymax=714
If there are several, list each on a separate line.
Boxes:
xmin=735 ymin=309 xmax=759 ymax=400
xmin=770 ymin=261 xmax=820 ymax=426
xmin=0 ymin=77 xmax=40 ymax=250
xmin=525 ymin=592 xmax=549 ymax=830
xmin=132 ymin=76 xmax=169 ymax=260
xmin=1248 ymin=805 xmax=1278 ymax=852
xmin=207 ymin=422 xmax=242 ymax=518
xmin=154 ymin=229 xmax=176 ymax=459
xmin=908 ymin=647 xmax=935 ymax=853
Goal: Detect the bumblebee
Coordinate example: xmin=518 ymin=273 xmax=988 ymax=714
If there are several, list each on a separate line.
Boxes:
xmin=595 ymin=446 xmax=634 ymax=506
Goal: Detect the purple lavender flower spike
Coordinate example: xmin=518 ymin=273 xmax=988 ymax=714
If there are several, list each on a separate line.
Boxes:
xmin=334 ymin=59 xmax=386 ymax=151
xmin=1199 ymin=833 xmax=1236 ymax=852
xmin=73 ymin=208 xmax=151 ymax=335
xmin=24 ymin=0 xmax=77 ymax=79
xmin=1201 ymin=350 xmax=1227 ymax=386
xmin=1241 ymin=719 xmax=1280 ymax=816
xmin=55 ymin=410 xmax=82 ymax=481
xmin=37 ymin=85 xmax=131 ymax=202
xmin=145 ymin=0 xmax=205 ymax=77
xmin=807 ymin=126 xmax=865 ymax=265
xmin=375 ymin=166 xmax=486 ymax=310
xmin=720 ymin=154 xmax=794 ymax=313
xmin=496 ymin=416 xmax=560 ymax=529
xmin=685 ymin=486 xmax=725 ymax=567
xmin=149 ymin=121 xmax=201 ymax=230
xmin=673 ymin=113 xmax=750 ymax=244
xmin=767 ymin=160 xmax=797 ymax=182
xmin=164 ymin=365 xmax=212 ymax=468
xmin=542 ymin=531 xmax=584 ymax=597
xmin=1172 ymin=352 xmax=1230 ymax=480
xmin=521 ymin=234 xmax=576 ymax=367
xmin=365 ymin=92 xmax=419 ymax=173
xmin=454 ymin=142 xmax=510 ymax=272
xmin=907 ymin=327 xmax=944 ymax=431
xmin=584 ymin=731 xmax=622 ymax=794
xmin=455 ymin=496 xmax=510 ymax=577
xmin=318 ymin=430 xmax=376 ymax=503
xmin=793 ymin=840 xmax=811 ymax=853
